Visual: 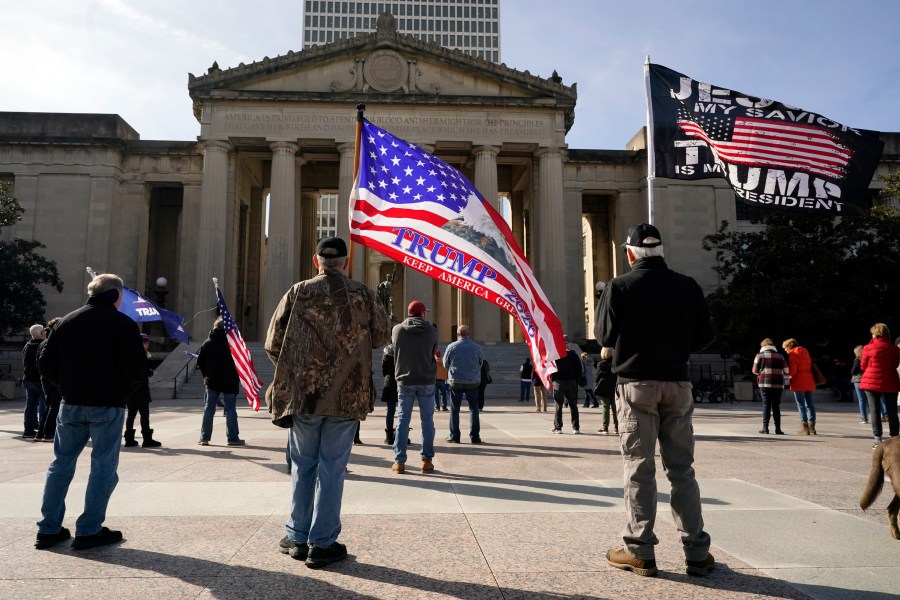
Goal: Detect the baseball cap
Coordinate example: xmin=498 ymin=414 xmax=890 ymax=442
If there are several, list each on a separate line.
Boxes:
xmin=622 ymin=223 xmax=663 ymax=249
xmin=140 ymin=333 xmax=150 ymax=343
xmin=316 ymin=237 xmax=348 ymax=257
xmin=407 ymin=300 xmax=428 ymax=316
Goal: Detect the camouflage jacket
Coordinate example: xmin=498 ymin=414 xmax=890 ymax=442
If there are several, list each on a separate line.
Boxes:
xmin=264 ymin=268 xmax=391 ymax=427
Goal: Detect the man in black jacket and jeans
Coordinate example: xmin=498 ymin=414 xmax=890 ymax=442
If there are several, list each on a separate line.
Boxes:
xmin=197 ymin=317 xmax=244 ymax=446
xmin=550 ymin=349 xmax=583 ymax=434
xmin=35 ymin=273 xmax=145 ymax=550
xmin=595 ymin=223 xmax=715 ymax=578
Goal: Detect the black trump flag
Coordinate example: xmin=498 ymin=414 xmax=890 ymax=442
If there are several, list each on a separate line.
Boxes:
xmin=646 ymin=63 xmax=884 ymax=215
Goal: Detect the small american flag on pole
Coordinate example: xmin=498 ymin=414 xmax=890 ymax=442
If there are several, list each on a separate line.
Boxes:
xmin=213 ymin=280 xmax=262 ymax=411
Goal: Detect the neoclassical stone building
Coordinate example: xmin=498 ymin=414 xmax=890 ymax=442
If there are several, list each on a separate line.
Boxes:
xmin=2 ymin=16 xmax=897 ymax=344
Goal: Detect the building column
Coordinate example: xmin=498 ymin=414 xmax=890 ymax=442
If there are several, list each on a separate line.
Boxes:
xmin=194 ymin=139 xmax=232 ymax=336
xmin=510 ymin=190 xmax=526 ymax=343
xmin=472 ymin=145 xmax=501 ymax=342
xmin=263 ymin=141 xmax=300 ymax=325
xmin=336 ymin=142 xmax=365 ymax=282
xmin=535 ymin=147 xmax=567 ymax=332
xmin=299 ymin=191 xmax=318 ymax=282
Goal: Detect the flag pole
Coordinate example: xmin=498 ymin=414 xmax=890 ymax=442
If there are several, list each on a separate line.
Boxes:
xmin=643 ymin=56 xmax=656 ymax=225
xmin=348 ymin=103 xmax=365 ymax=279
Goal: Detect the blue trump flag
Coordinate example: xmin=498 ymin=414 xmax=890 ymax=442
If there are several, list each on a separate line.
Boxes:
xmin=118 ymin=286 xmax=189 ymax=343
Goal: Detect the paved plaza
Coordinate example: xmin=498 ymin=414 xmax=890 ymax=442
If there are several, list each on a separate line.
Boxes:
xmin=1 ymin=392 xmax=898 ymax=599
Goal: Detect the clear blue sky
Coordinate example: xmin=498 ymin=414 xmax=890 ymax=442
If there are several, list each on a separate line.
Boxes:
xmin=3 ymin=0 xmax=898 ymax=150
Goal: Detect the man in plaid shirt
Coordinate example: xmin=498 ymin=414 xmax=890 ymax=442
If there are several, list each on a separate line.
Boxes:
xmin=752 ymin=338 xmax=790 ymax=434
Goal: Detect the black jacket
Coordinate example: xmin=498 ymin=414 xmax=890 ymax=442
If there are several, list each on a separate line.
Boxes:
xmin=22 ymin=338 xmax=42 ymax=382
xmin=594 ymin=359 xmax=617 ymax=398
xmin=38 ymin=292 xmax=145 ymax=407
xmin=594 ymin=256 xmax=714 ymax=382
xmin=197 ymin=327 xmax=240 ymax=394
xmin=551 ymin=349 xmax=583 ymax=382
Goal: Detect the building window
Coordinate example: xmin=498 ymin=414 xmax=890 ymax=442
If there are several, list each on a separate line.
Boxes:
xmin=316 ymin=193 xmax=339 ymax=240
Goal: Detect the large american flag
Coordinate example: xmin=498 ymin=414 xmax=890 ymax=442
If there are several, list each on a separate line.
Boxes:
xmin=647 ymin=63 xmax=883 ymax=215
xmin=215 ymin=285 xmax=262 ymax=411
xmin=677 ymin=109 xmax=854 ymax=180
xmin=349 ymin=118 xmax=566 ymax=382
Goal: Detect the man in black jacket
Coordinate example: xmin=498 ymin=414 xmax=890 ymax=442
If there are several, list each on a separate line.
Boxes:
xmin=35 ymin=273 xmax=145 ymax=551
xmin=21 ymin=324 xmax=47 ymax=438
xmin=549 ymin=349 xmax=583 ymax=434
xmin=595 ymin=223 xmax=715 ymax=578
xmin=197 ymin=317 xmax=244 ymax=446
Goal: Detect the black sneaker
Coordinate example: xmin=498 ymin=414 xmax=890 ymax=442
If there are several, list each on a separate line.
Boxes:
xmin=71 ymin=527 xmax=123 ymax=550
xmin=227 ymin=439 xmax=246 ymax=446
xmin=470 ymin=437 xmax=483 ymax=444
xmin=445 ymin=437 xmax=460 ymax=443
xmin=685 ymin=553 xmax=715 ymax=576
xmin=35 ymin=527 xmax=71 ymax=549
xmin=305 ymin=541 xmax=347 ymax=569
xmin=279 ymin=535 xmax=307 ymax=557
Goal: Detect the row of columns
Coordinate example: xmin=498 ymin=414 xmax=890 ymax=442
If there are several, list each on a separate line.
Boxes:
xmin=193 ymin=138 xmax=567 ymax=343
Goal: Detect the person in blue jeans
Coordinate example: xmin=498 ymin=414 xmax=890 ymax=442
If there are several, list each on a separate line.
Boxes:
xmin=391 ymin=300 xmax=438 ymax=474
xmin=197 ymin=317 xmax=244 ymax=446
xmin=21 ymin=324 xmax=47 ymax=438
xmin=35 ymin=273 xmax=145 ymax=551
xmin=443 ymin=324 xmax=484 ymax=444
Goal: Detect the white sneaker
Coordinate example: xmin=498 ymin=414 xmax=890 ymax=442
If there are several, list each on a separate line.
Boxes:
xmin=572 ymin=429 xmax=581 ymax=434
xmin=550 ymin=428 xmax=562 ymax=434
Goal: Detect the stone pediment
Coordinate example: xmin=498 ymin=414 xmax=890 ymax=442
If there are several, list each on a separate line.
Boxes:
xmin=188 ymin=14 xmax=576 ymax=130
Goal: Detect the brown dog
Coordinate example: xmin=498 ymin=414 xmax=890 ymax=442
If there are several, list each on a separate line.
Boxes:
xmin=860 ymin=437 xmax=900 ymax=539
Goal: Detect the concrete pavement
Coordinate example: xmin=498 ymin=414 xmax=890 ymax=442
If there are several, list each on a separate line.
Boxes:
xmin=0 ymin=392 xmax=898 ymax=599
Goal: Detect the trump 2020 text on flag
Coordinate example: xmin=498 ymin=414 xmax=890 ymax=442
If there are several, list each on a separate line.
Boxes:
xmin=214 ymin=282 xmax=262 ymax=411
xmin=646 ymin=63 xmax=884 ymax=215
xmin=349 ymin=117 xmax=566 ymax=380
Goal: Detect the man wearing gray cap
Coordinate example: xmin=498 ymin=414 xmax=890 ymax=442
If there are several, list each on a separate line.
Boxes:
xmin=595 ymin=223 xmax=715 ymax=578
xmin=265 ymin=237 xmax=391 ymax=569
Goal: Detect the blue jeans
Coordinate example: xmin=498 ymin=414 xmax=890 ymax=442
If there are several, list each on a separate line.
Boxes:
xmin=520 ymin=380 xmax=532 ymax=403
xmin=37 ymin=404 xmax=125 ymax=536
xmin=434 ymin=381 xmax=449 ymax=409
xmin=286 ymin=415 xmax=357 ymax=548
xmin=449 ymin=386 xmax=481 ymax=441
xmin=24 ymin=380 xmax=46 ymax=436
xmin=853 ymin=382 xmax=868 ymax=421
xmin=201 ymin=388 xmax=240 ymax=442
xmin=393 ymin=384 xmax=435 ymax=464
xmin=793 ymin=390 xmax=816 ymax=423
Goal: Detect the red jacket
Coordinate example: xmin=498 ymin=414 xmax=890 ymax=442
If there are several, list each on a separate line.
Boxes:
xmin=860 ymin=337 xmax=900 ymax=393
xmin=786 ymin=346 xmax=816 ymax=392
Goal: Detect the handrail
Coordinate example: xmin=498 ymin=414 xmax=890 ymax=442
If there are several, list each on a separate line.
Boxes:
xmin=172 ymin=352 xmax=197 ymax=399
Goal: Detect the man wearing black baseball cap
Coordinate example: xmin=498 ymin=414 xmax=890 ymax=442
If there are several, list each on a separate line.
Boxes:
xmin=265 ymin=236 xmax=391 ymax=568
xmin=595 ymin=223 xmax=715 ymax=578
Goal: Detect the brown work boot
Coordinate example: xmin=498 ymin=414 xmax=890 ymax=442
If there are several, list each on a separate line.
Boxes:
xmin=421 ymin=458 xmax=434 ymax=473
xmin=391 ymin=462 xmax=405 ymax=474
xmin=797 ymin=422 xmax=809 ymax=435
xmin=808 ymin=422 xmax=817 ymax=435
xmin=606 ymin=548 xmax=657 ymax=577
xmin=685 ymin=553 xmax=715 ymax=576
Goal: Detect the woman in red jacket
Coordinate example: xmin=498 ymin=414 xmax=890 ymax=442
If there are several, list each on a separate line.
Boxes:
xmin=782 ymin=338 xmax=817 ymax=435
xmin=860 ymin=323 xmax=900 ymax=447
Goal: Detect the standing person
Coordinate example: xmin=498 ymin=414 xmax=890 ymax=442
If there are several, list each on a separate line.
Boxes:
xmin=595 ymin=347 xmax=618 ymax=434
xmin=751 ymin=338 xmax=789 ymax=435
xmin=434 ymin=349 xmax=450 ymax=411
xmin=123 ymin=333 xmax=162 ymax=448
xmin=265 ymin=237 xmax=390 ymax=568
xmin=391 ymin=300 xmax=438 ymax=474
xmin=35 ymin=273 xmax=145 ymax=550
xmin=35 ymin=319 xmax=62 ymax=442
xmin=595 ymin=223 xmax=716 ymax=577
xmin=443 ymin=324 xmax=484 ymax=444
xmin=519 ymin=357 xmax=534 ymax=404
xmin=851 ymin=345 xmax=868 ymax=424
xmin=860 ymin=323 xmax=900 ymax=448
xmin=381 ymin=344 xmax=398 ymax=444
xmin=532 ymin=370 xmax=547 ymax=412
xmin=478 ymin=359 xmax=491 ymax=410
xmin=197 ymin=317 xmax=245 ymax=446
xmin=581 ymin=353 xmax=598 ymax=408
xmin=549 ymin=347 xmax=582 ymax=434
xmin=782 ymin=338 xmax=817 ymax=435
xmin=21 ymin=324 xmax=47 ymax=439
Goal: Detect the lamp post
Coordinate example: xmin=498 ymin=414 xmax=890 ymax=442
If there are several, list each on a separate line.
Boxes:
xmin=154 ymin=276 xmax=169 ymax=308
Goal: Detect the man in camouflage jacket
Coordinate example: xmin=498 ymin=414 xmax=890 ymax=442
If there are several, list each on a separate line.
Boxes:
xmin=264 ymin=237 xmax=390 ymax=569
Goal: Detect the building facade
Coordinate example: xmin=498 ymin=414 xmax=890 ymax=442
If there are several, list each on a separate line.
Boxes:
xmin=303 ymin=0 xmax=501 ymax=62
xmin=1 ymin=14 xmax=897 ymax=346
